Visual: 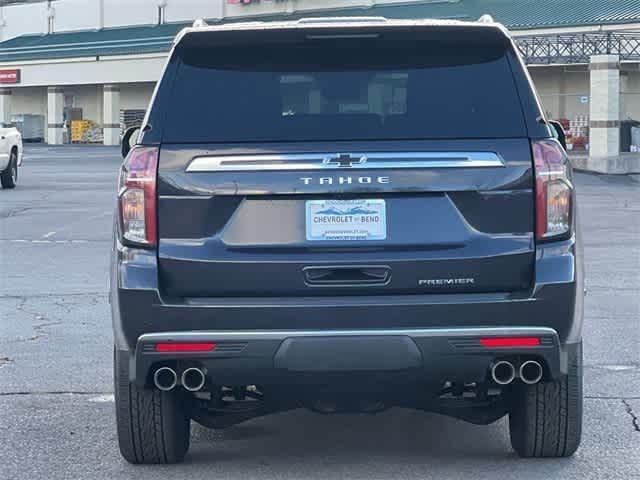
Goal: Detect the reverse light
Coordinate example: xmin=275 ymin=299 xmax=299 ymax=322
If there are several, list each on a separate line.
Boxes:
xmin=155 ymin=343 xmax=217 ymax=353
xmin=118 ymin=146 xmax=158 ymax=246
xmin=533 ymin=139 xmax=572 ymax=241
xmin=480 ymin=337 xmax=541 ymax=347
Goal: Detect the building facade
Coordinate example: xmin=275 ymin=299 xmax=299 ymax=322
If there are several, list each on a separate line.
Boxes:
xmin=0 ymin=0 xmax=639 ymax=172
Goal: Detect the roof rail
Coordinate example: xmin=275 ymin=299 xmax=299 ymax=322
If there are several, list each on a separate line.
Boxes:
xmin=477 ymin=14 xmax=495 ymax=24
xmin=192 ymin=18 xmax=208 ymax=28
xmin=297 ymin=16 xmax=388 ymax=25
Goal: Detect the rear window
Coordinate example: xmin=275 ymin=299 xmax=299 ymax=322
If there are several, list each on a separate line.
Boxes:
xmin=161 ymin=39 xmax=526 ymax=143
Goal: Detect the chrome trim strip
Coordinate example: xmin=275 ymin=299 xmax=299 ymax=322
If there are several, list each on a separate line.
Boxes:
xmin=140 ymin=327 xmax=557 ymax=343
xmin=185 ymin=151 xmax=505 ymax=172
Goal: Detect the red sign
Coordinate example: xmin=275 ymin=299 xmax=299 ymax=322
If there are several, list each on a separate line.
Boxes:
xmin=0 ymin=69 xmax=20 ymax=84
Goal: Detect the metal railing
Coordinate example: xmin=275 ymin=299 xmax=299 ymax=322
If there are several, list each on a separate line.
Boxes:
xmin=516 ymin=31 xmax=640 ymax=65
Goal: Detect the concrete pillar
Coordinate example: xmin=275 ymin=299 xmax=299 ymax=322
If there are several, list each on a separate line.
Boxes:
xmin=103 ymin=84 xmax=120 ymax=146
xmin=589 ymin=55 xmax=620 ymax=161
xmin=47 ymin=86 xmax=64 ymax=145
xmin=0 ymin=88 xmax=12 ymax=124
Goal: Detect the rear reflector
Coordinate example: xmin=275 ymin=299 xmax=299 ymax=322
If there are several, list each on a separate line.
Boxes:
xmin=480 ymin=337 xmax=541 ymax=347
xmin=155 ymin=343 xmax=217 ymax=352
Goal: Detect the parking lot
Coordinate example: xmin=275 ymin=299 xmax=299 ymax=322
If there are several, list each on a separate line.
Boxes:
xmin=0 ymin=144 xmax=638 ymax=479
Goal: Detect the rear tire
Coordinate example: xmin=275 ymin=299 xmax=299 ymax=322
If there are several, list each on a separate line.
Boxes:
xmin=0 ymin=150 xmax=17 ymax=189
xmin=114 ymin=348 xmax=191 ymax=464
xmin=509 ymin=343 xmax=583 ymax=457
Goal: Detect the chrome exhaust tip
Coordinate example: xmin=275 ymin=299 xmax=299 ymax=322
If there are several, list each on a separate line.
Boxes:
xmin=491 ymin=360 xmax=516 ymax=385
xmin=181 ymin=367 xmax=206 ymax=392
xmin=153 ymin=367 xmax=178 ymax=391
xmin=519 ymin=360 xmax=543 ymax=385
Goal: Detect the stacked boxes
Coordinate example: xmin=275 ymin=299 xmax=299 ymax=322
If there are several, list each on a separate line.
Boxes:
xmin=567 ymin=115 xmax=589 ymax=150
xmin=71 ymin=120 xmax=95 ymax=142
xmin=119 ymin=109 xmax=146 ymax=134
xmin=80 ymin=124 xmax=104 ymax=143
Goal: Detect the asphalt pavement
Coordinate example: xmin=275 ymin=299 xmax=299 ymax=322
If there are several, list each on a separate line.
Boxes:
xmin=1 ymin=144 xmax=638 ymax=479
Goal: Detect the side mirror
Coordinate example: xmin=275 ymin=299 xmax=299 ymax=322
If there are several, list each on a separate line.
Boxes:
xmin=548 ymin=120 xmax=567 ymax=151
xmin=121 ymin=126 xmax=141 ymax=158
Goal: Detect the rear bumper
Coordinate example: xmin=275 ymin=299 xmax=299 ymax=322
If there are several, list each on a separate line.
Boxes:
xmin=132 ymin=326 xmax=568 ymax=387
xmin=111 ymin=234 xmax=583 ymax=385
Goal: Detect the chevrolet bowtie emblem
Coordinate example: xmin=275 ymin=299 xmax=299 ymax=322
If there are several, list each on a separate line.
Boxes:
xmin=323 ymin=153 xmax=367 ymax=168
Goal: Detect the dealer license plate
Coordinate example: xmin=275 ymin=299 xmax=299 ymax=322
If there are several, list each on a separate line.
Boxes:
xmin=305 ymin=199 xmax=387 ymax=241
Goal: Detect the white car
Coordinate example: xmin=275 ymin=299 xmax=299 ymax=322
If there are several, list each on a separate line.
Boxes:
xmin=0 ymin=122 xmax=23 ymax=189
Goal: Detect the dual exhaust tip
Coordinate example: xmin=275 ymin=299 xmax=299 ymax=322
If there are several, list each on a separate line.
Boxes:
xmin=490 ymin=360 xmax=543 ymax=385
xmin=153 ymin=366 xmax=206 ymax=392
xmin=154 ymin=360 xmax=541 ymax=390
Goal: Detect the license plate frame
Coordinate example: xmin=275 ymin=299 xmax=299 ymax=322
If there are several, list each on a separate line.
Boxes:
xmin=305 ymin=199 xmax=387 ymax=241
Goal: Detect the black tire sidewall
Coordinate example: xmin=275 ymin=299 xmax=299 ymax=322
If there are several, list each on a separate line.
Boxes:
xmin=113 ymin=348 xmax=191 ymax=464
xmin=1 ymin=151 xmax=17 ymax=189
xmin=113 ymin=348 xmax=139 ymax=463
xmin=509 ymin=342 xmax=583 ymax=457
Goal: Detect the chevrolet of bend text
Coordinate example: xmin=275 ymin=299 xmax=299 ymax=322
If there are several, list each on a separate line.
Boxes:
xmin=111 ymin=16 xmax=583 ymax=463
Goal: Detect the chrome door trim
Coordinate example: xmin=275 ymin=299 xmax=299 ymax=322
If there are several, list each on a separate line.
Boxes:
xmin=185 ymin=151 xmax=505 ymax=172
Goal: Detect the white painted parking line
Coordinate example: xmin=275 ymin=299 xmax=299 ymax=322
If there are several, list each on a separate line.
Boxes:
xmin=4 ymin=239 xmax=98 ymax=244
xmin=87 ymin=394 xmax=115 ymax=403
xmin=36 ymin=211 xmax=113 ymax=238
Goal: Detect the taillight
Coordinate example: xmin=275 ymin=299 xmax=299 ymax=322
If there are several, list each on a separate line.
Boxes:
xmin=118 ymin=146 xmax=158 ymax=247
xmin=533 ymin=139 xmax=572 ymax=241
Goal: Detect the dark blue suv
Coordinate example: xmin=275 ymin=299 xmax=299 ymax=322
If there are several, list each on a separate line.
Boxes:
xmin=111 ymin=17 xmax=583 ymax=463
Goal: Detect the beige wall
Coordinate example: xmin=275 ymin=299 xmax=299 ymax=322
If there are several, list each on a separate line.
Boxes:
xmin=8 ymin=82 xmax=156 ymax=128
xmin=529 ymin=66 xmax=590 ymax=120
xmin=0 ymin=54 xmax=166 ymax=88
xmin=529 ymin=65 xmax=640 ymax=122
xmin=63 ymin=84 xmax=102 ymax=123
xmin=59 ymin=82 xmax=156 ymax=125
xmin=9 ymin=87 xmax=47 ymax=139
xmin=120 ymin=82 xmax=155 ymax=111
xmin=11 ymin=86 xmax=47 ymax=118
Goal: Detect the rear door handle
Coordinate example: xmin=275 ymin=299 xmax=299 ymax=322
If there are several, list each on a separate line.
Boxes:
xmin=303 ymin=265 xmax=391 ymax=287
